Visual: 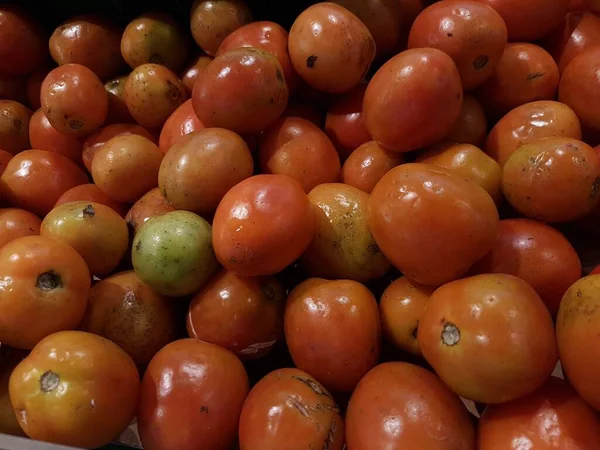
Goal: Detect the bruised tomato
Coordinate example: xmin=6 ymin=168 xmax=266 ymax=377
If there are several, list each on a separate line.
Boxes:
xmin=478 ymin=377 xmax=600 ymax=449
xmin=284 ymin=278 xmax=381 ymax=393
xmin=0 ymin=236 xmax=90 ymax=349
xmin=502 ymin=137 xmax=600 ymax=223
xmin=1 ymin=150 xmax=88 ymax=217
xmin=346 ymin=362 xmax=475 ymax=450
xmin=446 ymin=94 xmax=488 ymax=147
xmin=9 ymin=331 xmax=139 ymax=448
xmin=187 ymin=270 xmax=286 ymax=360
xmin=125 ymin=187 xmax=175 ymax=234
xmin=0 ymin=6 xmax=46 ymax=76
xmin=180 ymin=53 xmax=212 ymax=91
xmin=0 ymin=100 xmax=31 ymax=154
xmin=158 ymin=99 xmax=204 ymax=153
xmin=471 ymin=219 xmax=582 ymax=316
xmin=29 ymin=109 xmax=83 ymax=162
xmin=418 ymin=274 xmax=557 ymax=404
xmin=0 ymin=208 xmax=41 ymax=249
xmin=55 ymin=184 xmax=128 ymax=217
xmin=138 ymin=339 xmax=249 ymax=450
xmin=104 ymin=75 xmax=134 ymax=124
xmin=239 ymin=368 xmax=344 ymax=450
xmin=80 ymin=270 xmax=177 ymax=366
xmin=486 ymin=101 xmax=582 ymax=167
xmin=364 ymin=48 xmax=463 ymax=152
xmin=212 ymin=174 xmax=315 ymax=276
xmin=369 ymin=163 xmax=499 ymax=286
xmin=192 ymin=48 xmax=288 ymax=134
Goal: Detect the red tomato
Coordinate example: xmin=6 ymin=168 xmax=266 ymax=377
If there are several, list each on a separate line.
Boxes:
xmin=0 ymin=6 xmax=46 ymax=75
xmin=158 ymin=99 xmax=204 ymax=154
xmin=55 ymin=184 xmax=128 ymax=217
xmin=29 ymin=109 xmax=83 ymax=162
xmin=0 ymin=208 xmax=41 ymax=249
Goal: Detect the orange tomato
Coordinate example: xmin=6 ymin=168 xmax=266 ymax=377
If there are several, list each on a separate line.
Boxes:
xmin=158 ymin=99 xmax=204 ymax=154
xmin=0 ymin=208 xmax=41 ymax=249
xmin=29 ymin=109 xmax=83 ymax=162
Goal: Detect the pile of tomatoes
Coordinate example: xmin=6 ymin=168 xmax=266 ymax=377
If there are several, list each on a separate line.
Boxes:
xmin=3 ymin=0 xmax=600 ymax=448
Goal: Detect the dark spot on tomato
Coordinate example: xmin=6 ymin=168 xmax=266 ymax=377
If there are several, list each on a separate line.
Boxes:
xmin=447 ymin=32 xmax=453 ymax=37
xmin=69 ymin=119 xmax=83 ymax=130
xmin=411 ymin=322 xmax=419 ymax=339
xmin=39 ymin=370 xmax=60 ymax=393
xmin=306 ymin=55 xmax=318 ymax=69
xmin=473 ymin=55 xmax=489 ymax=70
xmin=577 ymin=290 xmax=582 ymax=298
xmin=199 ymin=405 xmax=209 ymax=413
xmin=291 ymin=375 xmax=332 ymax=399
xmin=323 ymin=418 xmax=337 ymax=450
xmin=36 ymin=270 xmax=63 ymax=291
xmin=149 ymin=53 xmax=164 ymax=65
xmin=591 ymin=177 xmax=600 ymax=198
xmin=135 ymin=241 xmax=142 ymax=251
xmin=275 ymin=69 xmax=284 ymax=85
xmin=262 ymin=283 xmax=275 ymax=300
xmin=441 ymin=321 xmax=460 ymax=346
xmin=526 ymin=72 xmax=545 ymax=81
xmin=12 ymin=117 xmax=22 ymax=132
xmin=82 ymin=204 xmax=95 ymax=218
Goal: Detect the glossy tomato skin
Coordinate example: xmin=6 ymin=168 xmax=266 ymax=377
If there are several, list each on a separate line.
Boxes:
xmin=284 ymin=279 xmax=381 ymax=393
xmin=0 ymin=6 xmax=46 ymax=75
xmin=41 ymin=64 xmax=109 ymax=136
xmin=0 ymin=236 xmax=90 ymax=349
xmin=346 ymin=362 xmax=475 ymax=450
xmin=55 ymin=184 xmax=128 ymax=217
xmin=187 ymin=270 xmax=286 ymax=360
xmin=239 ymin=368 xmax=344 ymax=450
xmin=158 ymin=99 xmax=204 ymax=153
xmin=125 ymin=187 xmax=175 ymax=234
xmin=104 ymin=75 xmax=134 ymax=124
xmin=0 ymin=100 xmax=31 ymax=154
xmin=478 ymin=376 xmax=600 ymax=449
xmin=369 ymin=163 xmax=499 ymax=286
xmin=472 ymin=219 xmax=581 ymax=316
xmin=0 ymin=208 xmax=41 ymax=249
xmin=212 ymin=174 xmax=315 ymax=277
xmin=138 ymin=338 xmax=249 ymax=450
xmin=418 ymin=274 xmax=557 ymax=404
xmin=192 ymin=48 xmax=288 ymax=135
xmin=486 ymin=101 xmax=582 ymax=167
xmin=446 ymin=94 xmax=488 ymax=147
xmin=409 ymin=0 xmax=508 ymax=90
xmin=502 ymin=137 xmax=600 ymax=223
xmin=9 ymin=330 xmax=140 ymax=448
xmin=180 ymin=53 xmax=213 ymax=91
xmin=288 ymin=3 xmax=376 ymax=94
xmin=1 ymin=150 xmax=89 ymax=217
xmin=29 ymin=109 xmax=83 ymax=162
xmin=364 ymin=48 xmax=463 ymax=152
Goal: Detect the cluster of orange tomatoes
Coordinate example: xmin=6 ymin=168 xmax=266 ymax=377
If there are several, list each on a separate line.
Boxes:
xmin=2 ymin=0 xmax=600 ymax=449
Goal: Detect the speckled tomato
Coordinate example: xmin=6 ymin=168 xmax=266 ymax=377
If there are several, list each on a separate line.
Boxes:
xmin=239 ymin=368 xmax=344 ymax=450
xmin=9 ymin=331 xmax=139 ymax=448
xmin=446 ymin=94 xmax=488 ymax=147
xmin=0 ymin=6 xmax=46 ymax=75
xmin=0 ymin=208 xmax=41 ymax=250
xmin=418 ymin=274 xmax=557 ymax=404
xmin=29 ymin=109 xmax=83 ymax=162
xmin=0 ymin=100 xmax=31 ymax=154
xmin=55 ymin=184 xmax=128 ymax=217
xmin=364 ymin=48 xmax=463 ymax=152
xmin=125 ymin=187 xmax=175 ymax=234
xmin=137 ymin=339 xmax=249 ymax=450
xmin=180 ymin=53 xmax=213 ymax=91
xmin=346 ymin=362 xmax=475 ymax=450
xmin=104 ymin=75 xmax=134 ymax=124
xmin=158 ymin=99 xmax=204 ymax=154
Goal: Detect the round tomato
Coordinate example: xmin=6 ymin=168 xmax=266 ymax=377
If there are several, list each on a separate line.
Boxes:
xmin=180 ymin=53 xmax=213 ymax=91
xmin=125 ymin=187 xmax=175 ymax=234
xmin=0 ymin=6 xmax=46 ymax=75
xmin=446 ymin=94 xmax=488 ymax=147
xmin=55 ymin=184 xmax=128 ymax=217
xmin=158 ymin=99 xmax=204 ymax=153
xmin=0 ymin=100 xmax=31 ymax=154
xmin=104 ymin=75 xmax=134 ymax=124
xmin=0 ymin=208 xmax=41 ymax=249
xmin=29 ymin=109 xmax=83 ymax=162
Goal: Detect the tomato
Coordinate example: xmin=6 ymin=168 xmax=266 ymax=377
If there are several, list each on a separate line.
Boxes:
xmin=55 ymin=184 xmax=128 ymax=217
xmin=138 ymin=339 xmax=249 ymax=450
xmin=364 ymin=48 xmax=463 ymax=152
xmin=124 ymin=63 xmax=188 ymax=129
xmin=346 ymin=362 xmax=475 ymax=450
xmin=284 ymin=278 xmax=381 ymax=393
xmin=475 ymin=0 xmax=569 ymax=41
xmin=0 ymin=100 xmax=31 ymax=154
xmin=1 ymin=150 xmax=88 ymax=217
xmin=0 ymin=74 xmax=26 ymax=103
xmin=9 ymin=330 xmax=139 ymax=448
xmin=212 ymin=174 xmax=315 ymax=276
xmin=258 ymin=117 xmax=341 ymax=193
xmin=192 ymin=48 xmax=288 ymax=134
xmin=29 ymin=109 xmax=83 ymax=162
xmin=187 ymin=270 xmax=285 ymax=360
xmin=91 ymin=134 xmax=163 ymax=203
xmin=50 ymin=15 xmax=124 ymax=80
xmin=104 ymin=75 xmax=134 ymax=124
xmin=0 ymin=6 xmax=46 ymax=75
xmin=0 ymin=150 xmax=11 ymax=176
xmin=0 ymin=347 xmax=27 ymax=437
xmin=502 ymin=137 xmax=600 ymax=223
xmin=288 ymin=3 xmax=375 ymax=94
xmin=301 ymin=183 xmax=391 ymax=282
xmin=471 ymin=219 xmax=581 ymax=316
xmin=478 ymin=377 xmax=600 ymax=449
xmin=418 ymin=274 xmax=557 ymax=403
xmin=486 ymin=101 xmax=582 ymax=167
xmin=26 ymin=66 xmax=51 ymax=111
xmin=216 ymin=21 xmax=299 ymax=94
xmin=239 ymin=368 xmax=344 ymax=450
xmin=559 ymin=47 xmax=600 ymax=132
xmin=369 ymin=163 xmax=499 ymax=286
xmin=159 ymin=128 xmax=253 ymax=216
xmin=158 ymin=99 xmax=204 ymax=154
xmin=0 ymin=236 xmax=90 ymax=349
xmin=80 ymin=270 xmax=177 ymax=366
xmin=0 ymin=208 xmax=41 ymax=249
xmin=324 ymin=84 xmax=371 ymax=160
xmin=180 ymin=53 xmax=213 ymax=91
xmin=125 ymin=187 xmax=175 ymax=234
xmin=190 ymin=0 xmax=253 ymax=56
xmin=446 ymin=94 xmax=488 ymax=147
xmin=476 ymin=43 xmax=560 ymax=119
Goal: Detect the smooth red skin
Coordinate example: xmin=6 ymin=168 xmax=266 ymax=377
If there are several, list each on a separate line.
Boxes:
xmin=475 ymin=0 xmax=570 ymax=41
xmin=26 ymin=66 xmax=51 ymax=110
xmin=180 ymin=54 xmax=213 ymax=91
xmin=477 ymin=43 xmax=560 ymax=119
xmin=0 ymin=7 xmax=46 ymax=75
xmin=104 ymin=75 xmax=134 ymax=124
xmin=346 ymin=362 xmax=475 ymax=450
xmin=238 ymin=368 xmax=345 ymax=450
xmin=29 ymin=109 xmax=83 ymax=162
xmin=55 ymin=184 xmax=128 ymax=217
xmin=0 ymin=74 xmax=26 ymax=103
xmin=364 ymin=48 xmax=463 ymax=153
xmin=0 ymin=151 xmax=12 ymax=177
xmin=1 ymin=150 xmax=88 ymax=217
xmin=125 ymin=187 xmax=175 ymax=234
xmin=559 ymin=47 xmax=600 ymax=131
xmin=216 ymin=21 xmax=299 ymax=94
xmin=212 ymin=174 xmax=315 ymax=277
xmin=471 ymin=219 xmax=582 ymax=316
xmin=138 ymin=339 xmax=249 ymax=450
xmin=158 ymin=99 xmax=204 ymax=154
xmin=0 ymin=208 xmax=41 ymax=250
xmin=0 ymin=100 xmax=31 ymax=154
xmin=325 ymin=84 xmax=371 ymax=160
xmin=479 ymin=377 xmax=600 ymax=449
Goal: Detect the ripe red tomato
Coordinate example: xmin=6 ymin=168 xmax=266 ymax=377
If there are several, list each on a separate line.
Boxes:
xmin=0 ymin=100 xmax=31 ymax=154
xmin=0 ymin=6 xmax=46 ymax=75
xmin=125 ymin=187 xmax=175 ymax=234
xmin=29 ymin=109 xmax=83 ymax=162
xmin=0 ymin=208 xmax=41 ymax=250
xmin=55 ymin=184 xmax=128 ymax=217
xmin=158 ymin=99 xmax=204 ymax=154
